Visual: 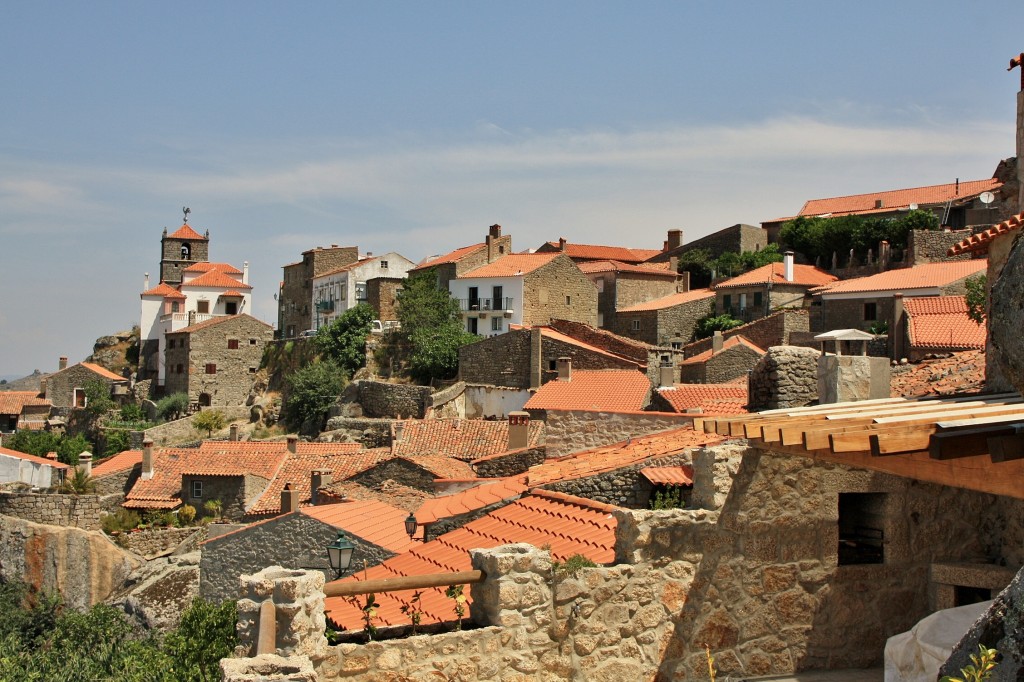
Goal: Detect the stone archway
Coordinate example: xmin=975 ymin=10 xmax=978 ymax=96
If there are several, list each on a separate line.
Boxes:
xmin=198 ymin=393 xmax=212 ymax=407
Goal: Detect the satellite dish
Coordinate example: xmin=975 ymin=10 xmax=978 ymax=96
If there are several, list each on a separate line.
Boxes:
xmin=980 ymin=191 xmax=995 ymax=206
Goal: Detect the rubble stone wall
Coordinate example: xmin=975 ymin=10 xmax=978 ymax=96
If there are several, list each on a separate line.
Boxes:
xmin=472 ymin=447 xmax=546 ymax=478
xmin=0 ymin=491 xmax=102 ymax=530
xmin=143 ymin=405 xmax=250 ymax=446
xmin=908 ymin=228 xmax=973 ymax=264
xmin=355 ymin=381 xmax=430 ymax=419
xmin=521 ymin=255 xmax=599 ymax=328
xmin=348 ymin=458 xmax=437 ymax=493
xmin=541 ymin=451 xmax=691 ymax=508
xmin=684 ymin=308 xmax=809 ymax=358
xmin=748 ymin=345 xmax=819 ymax=410
xmin=541 ymin=409 xmax=693 ymax=458
xmin=123 ymin=526 xmax=205 ymax=559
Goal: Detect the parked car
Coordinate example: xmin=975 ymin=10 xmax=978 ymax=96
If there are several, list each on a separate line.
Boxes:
xmin=300 ymin=329 xmax=317 ymax=338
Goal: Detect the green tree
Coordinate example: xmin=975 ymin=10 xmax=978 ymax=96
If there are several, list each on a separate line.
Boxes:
xmin=104 ymin=429 xmax=131 ymax=457
xmin=58 ymin=468 xmax=97 ymax=495
xmin=192 ymin=410 xmax=227 ymax=437
xmin=675 ymin=248 xmax=715 ymax=288
xmin=315 ymin=303 xmax=375 ymax=375
xmin=739 ymin=243 xmax=785 ymax=270
xmin=83 ymin=379 xmax=116 ymax=419
xmin=397 ymin=270 xmax=477 ymax=384
xmin=4 ymin=431 xmax=93 ymax=466
xmin=695 ymin=313 xmax=744 ymax=339
xmin=156 ymin=392 xmax=190 ymax=421
xmin=282 ymin=359 xmax=347 ymax=430
xmin=965 ymin=274 xmax=987 ymax=324
xmin=164 ymin=598 xmax=238 ymax=682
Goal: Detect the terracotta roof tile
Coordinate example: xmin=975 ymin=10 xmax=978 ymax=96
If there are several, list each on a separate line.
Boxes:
xmin=182 ymin=262 xmax=242 ymax=275
xmin=716 ymin=263 xmax=837 ymax=289
xmin=618 ymin=288 xmax=715 ymax=313
xmin=529 ymin=326 xmax=643 ymax=367
xmin=542 ymin=242 xmax=663 ymax=264
xmin=458 ymin=253 xmax=561 ymax=279
xmin=524 ymin=370 xmax=651 ymax=412
xmin=680 ymin=335 xmax=765 ymax=365
xmin=812 ymin=260 xmax=987 ymax=295
xmin=171 ymin=313 xmax=272 ymax=335
xmin=0 ymin=446 xmax=70 ymax=470
xmin=179 ymin=269 xmax=252 ymax=290
xmin=318 ymin=257 xmax=376 ymax=278
xmin=414 ymin=478 xmax=529 ymax=525
xmin=414 ymin=243 xmax=485 ymax=269
xmin=949 ymin=212 xmax=1024 ymax=256
xmin=167 ymin=224 xmax=207 ymax=240
xmin=323 ymin=489 xmax=618 ymax=629
xmin=890 ymin=350 xmax=986 ymax=398
xmin=656 ymin=384 xmax=749 ymax=414
xmin=140 ymin=282 xmax=186 ymax=299
xmin=0 ymin=391 xmax=50 ymax=415
xmin=576 ymin=260 xmax=676 ymax=276
xmin=300 ymin=501 xmax=418 ymax=554
xmin=799 ymin=178 xmax=1001 ymax=217
xmin=391 ymin=419 xmax=544 ymax=462
xmin=77 ymin=362 xmax=127 ymax=382
xmin=640 ymin=465 xmax=693 ymax=485
xmin=904 ymin=296 xmax=985 ymax=351
xmin=92 ymin=449 xmax=143 ymax=477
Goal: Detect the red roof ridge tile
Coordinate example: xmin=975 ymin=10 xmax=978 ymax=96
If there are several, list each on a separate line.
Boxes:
xmin=167 ymin=224 xmax=207 ymax=240
xmin=526 ymin=488 xmax=620 ymax=514
xmin=949 ymin=211 xmax=1024 ymax=256
xmin=78 ymin=362 xmax=127 ymax=382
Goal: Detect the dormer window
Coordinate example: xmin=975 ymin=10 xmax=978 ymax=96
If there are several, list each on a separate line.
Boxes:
xmin=181 ymin=243 xmax=191 ymax=260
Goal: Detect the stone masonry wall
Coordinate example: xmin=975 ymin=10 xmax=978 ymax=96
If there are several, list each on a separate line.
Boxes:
xmin=365 ymin=278 xmax=403 ymax=322
xmin=348 ymin=458 xmax=437 ymax=493
xmin=45 ymin=364 xmax=123 ymax=409
xmin=142 ymin=405 xmax=250 ymax=446
xmin=683 ymin=308 xmax=809 ymax=359
xmin=613 ymin=273 xmax=678 ymax=311
xmin=908 ymin=228 xmax=973 ymax=264
xmin=748 ymin=345 xmax=819 ymax=410
xmin=547 ymin=318 xmax=654 ymax=363
xmin=321 ymin=417 xmax=392 ymax=448
xmin=613 ymin=295 xmax=714 ymax=347
xmin=472 ymin=446 xmax=546 ymax=478
xmin=542 ymin=410 xmax=694 ymax=458
xmin=201 ymin=512 xmax=395 ymax=603
xmin=541 ymin=451 xmax=691 ymax=508
xmin=122 ymin=526 xmax=206 ymax=559
xmin=355 ymin=380 xmax=431 ymax=419
xmin=0 ymin=491 xmax=102 ymax=530
xmin=522 ymin=255 xmax=599 ymax=327
xmin=179 ymin=315 xmax=273 ymax=407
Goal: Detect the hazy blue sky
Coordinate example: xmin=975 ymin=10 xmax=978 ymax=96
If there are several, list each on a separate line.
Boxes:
xmin=2 ymin=1 xmax=1022 ymax=377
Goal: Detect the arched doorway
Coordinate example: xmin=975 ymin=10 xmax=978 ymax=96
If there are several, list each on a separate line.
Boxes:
xmin=198 ymin=393 xmax=212 ymax=407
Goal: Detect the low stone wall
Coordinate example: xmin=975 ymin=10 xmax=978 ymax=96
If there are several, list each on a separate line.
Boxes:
xmin=356 ymin=381 xmax=431 ymax=419
xmin=321 ymin=417 xmax=392 ymax=448
xmin=683 ymin=308 xmax=809 ymax=359
xmin=0 ymin=491 xmax=102 ymax=530
xmin=122 ymin=526 xmax=205 ymax=559
xmin=542 ymin=451 xmax=690 ymax=508
xmin=909 ymin=227 xmax=973 ymax=264
xmin=143 ymin=405 xmax=251 ymax=447
xmin=748 ymin=345 xmax=819 ymax=410
xmin=472 ymin=447 xmax=546 ymax=478
xmin=542 ymin=409 xmax=694 ymax=458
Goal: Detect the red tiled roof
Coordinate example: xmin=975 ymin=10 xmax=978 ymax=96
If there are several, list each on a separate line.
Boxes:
xmin=890 ymin=349 xmax=986 ymax=398
xmin=391 ymin=419 xmax=544 ymax=462
xmin=318 ymin=257 xmax=376 ymax=278
xmin=903 ymin=296 xmax=985 ymax=351
xmin=300 ymin=501 xmax=418 ymax=554
xmin=182 ymin=262 xmax=242 ymax=275
xmin=0 ymin=391 xmax=49 ymax=415
xmin=798 ymin=178 xmax=1001 ymax=218
xmin=949 ymin=212 xmax=1024 ymax=256
xmin=323 ymin=489 xmax=618 ymax=629
xmin=179 ymin=269 xmax=252 ymax=290
xmin=522 ymin=426 xmax=721 ymax=487
xmin=680 ymin=335 xmax=766 ymax=365
xmin=656 ymin=383 xmax=749 ymax=414
xmin=220 ymin=290 xmax=244 ymax=298
xmin=171 ymin=313 xmax=272 ymax=335
xmin=640 ymin=465 xmax=693 ymax=486
xmin=414 ymin=478 xmax=529 ymax=525
xmin=812 ymin=260 xmax=987 ymax=295
xmin=716 ymin=263 xmax=837 ymax=289
xmin=140 ymin=282 xmax=186 ymax=299
xmin=524 ymin=370 xmax=651 ymax=412
xmin=92 ymin=449 xmax=142 ymax=477
xmin=576 ymin=260 xmax=677 ymax=277
xmin=167 ymin=224 xmax=207 ymax=240
xmin=542 ymin=242 xmax=663 ymax=264
xmin=414 ymin=243 xmax=485 ymax=269
xmin=77 ymin=362 xmax=127 ymax=382
xmin=458 ymin=253 xmax=561 ymax=279
xmin=618 ymin=288 xmax=715 ymax=313
xmin=0 ymin=446 xmax=70 ymax=470
xmin=531 ymin=326 xmax=644 ymax=367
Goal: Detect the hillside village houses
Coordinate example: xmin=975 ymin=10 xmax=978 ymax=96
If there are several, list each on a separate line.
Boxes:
xmin=310 ymin=251 xmax=415 ymax=330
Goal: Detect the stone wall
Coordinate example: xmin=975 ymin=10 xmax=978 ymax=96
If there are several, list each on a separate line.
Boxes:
xmin=748 ymin=345 xmax=819 ymax=410
xmin=321 ymin=417 xmax=391 ymax=448
xmin=365 ymin=277 xmax=403 ymax=322
xmin=356 ymin=380 xmax=431 ymax=419
xmin=348 ymin=458 xmax=437 ymax=493
xmin=201 ymin=512 xmax=395 ymax=603
xmin=653 ymin=223 xmax=767 ymax=261
xmin=142 ymin=405 xmax=250 ymax=446
xmin=679 ymin=343 xmax=762 ymax=384
xmin=541 ymin=451 xmax=691 ymax=508
xmin=522 ymin=255 xmax=599 ymax=327
xmin=542 ymin=409 xmax=694 ymax=458
xmin=45 ymin=364 xmax=124 ymax=409
xmin=683 ymin=308 xmax=809 ymax=359
xmin=0 ymin=490 xmax=103 ymax=530
xmin=908 ymin=228 xmax=973 ymax=264
xmin=122 ymin=526 xmax=206 ymax=559
xmin=547 ymin=318 xmax=654 ymax=363
xmin=181 ymin=474 xmax=266 ymax=522
xmin=613 ymin=294 xmax=714 ymax=347
xmin=472 ymin=446 xmax=546 ymax=479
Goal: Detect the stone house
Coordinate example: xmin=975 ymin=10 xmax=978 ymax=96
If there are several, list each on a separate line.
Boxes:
xmin=650 ymin=382 xmax=748 ymax=415
xmin=365 ymin=277 xmax=405 ymax=322
xmin=523 ymin=361 xmax=653 ymax=415
xmin=678 ymin=333 xmax=765 ymax=384
xmin=199 ymin=500 xmax=416 ymax=602
xmin=714 ymin=252 xmax=837 ymax=323
xmin=410 ymin=224 xmax=512 ymax=291
xmin=0 ymin=391 xmax=51 ymax=434
xmin=810 ymin=259 xmax=988 ymax=337
xmin=646 ymin=224 xmax=769 ymax=264
xmin=162 ymin=314 xmax=273 ymax=408
xmin=43 ymin=359 xmax=127 ymax=409
xmin=449 ymin=252 xmax=598 ymax=337
xmin=613 ymin=288 xmax=715 ymax=346
xmin=311 ymin=252 xmax=415 ymax=331
xmin=892 ymin=295 xmax=986 ymax=361
xmin=278 ymin=245 xmax=360 ymax=339
xmin=575 ymin=259 xmax=681 ymax=330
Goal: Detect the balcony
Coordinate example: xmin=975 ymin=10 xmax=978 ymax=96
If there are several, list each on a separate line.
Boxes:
xmin=457 ymin=297 xmax=515 ymax=313
xmin=316 ymin=300 xmax=335 ymax=313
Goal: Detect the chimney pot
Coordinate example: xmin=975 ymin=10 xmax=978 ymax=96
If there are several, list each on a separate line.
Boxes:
xmin=59 ymin=357 xmax=68 ymax=371
xmin=489 ymin=224 xmax=502 ymax=238
xmin=229 ymin=423 xmax=239 ymax=441
xmin=712 ymin=331 xmax=724 ymax=354
xmin=78 ymin=452 xmax=92 ymax=478
xmin=311 ymin=469 xmax=334 ymax=506
xmin=556 ymin=357 xmax=572 ymax=381
xmin=280 ymin=482 xmax=300 ymax=514
xmin=142 ymin=438 xmax=155 ymax=480
xmin=286 ymin=435 xmax=298 ymax=453
xmin=558 ymin=237 xmax=567 ymax=251
xmin=508 ymin=411 xmax=530 ymax=450
xmin=783 ymin=251 xmax=795 ymax=283
xmin=46 ymin=451 xmax=58 ymax=461
xmin=666 ymin=229 xmax=683 ymax=251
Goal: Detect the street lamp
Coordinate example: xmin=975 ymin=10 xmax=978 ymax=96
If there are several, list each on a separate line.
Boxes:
xmin=404 ymin=513 xmax=418 ymax=540
xmin=326 ymin=531 xmax=355 ymax=579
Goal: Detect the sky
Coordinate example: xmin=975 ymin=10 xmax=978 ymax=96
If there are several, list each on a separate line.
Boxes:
xmin=1 ymin=1 xmax=1022 ymax=378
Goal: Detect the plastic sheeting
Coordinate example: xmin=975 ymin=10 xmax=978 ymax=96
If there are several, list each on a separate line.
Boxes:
xmin=884 ymin=600 xmax=991 ymax=682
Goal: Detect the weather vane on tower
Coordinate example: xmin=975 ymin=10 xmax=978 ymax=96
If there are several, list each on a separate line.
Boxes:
xmin=183 ymin=206 xmax=191 ymax=224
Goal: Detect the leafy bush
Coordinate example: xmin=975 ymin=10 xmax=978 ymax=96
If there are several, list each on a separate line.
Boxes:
xmin=779 ymin=209 xmax=939 ymax=265
xmin=551 ymin=554 xmax=597 ymax=577
xmin=156 ymin=392 xmax=190 ymax=421
xmin=82 ymin=379 xmax=116 ymax=419
xmin=397 ymin=270 xmax=478 ymax=384
xmin=101 ymin=509 xmax=142 ymax=535
xmin=103 ymin=429 xmax=131 ymax=457
xmin=58 ymin=468 xmax=96 ymax=495
xmin=282 ymin=359 xmax=347 ymax=431
xmin=192 ymin=410 xmax=226 ymax=437
xmin=177 ymin=504 xmax=196 ymax=526
xmin=695 ymin=313 xmax=744 ymax=339
xmin=650 ymin=486 xmax=686 ymax=510
xmin=965 ymin=274 xmax=987 ymax=324
xmin=315 ymin=303 xmax=376 ymax=375
xmin=4 ymin=431 xmax=94 ymax=466
xmin=203 ymin=499 xmax=223 ymax=521
xmin=163 ymin=598 xmax=238 ymax=682
xmin=119 ymin=403 xmax=147 ymax=423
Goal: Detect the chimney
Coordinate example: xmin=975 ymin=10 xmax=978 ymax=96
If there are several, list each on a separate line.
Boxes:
xmin=874 ymin=199 xmax=884 ymax=209
xmin=485 ymin=224 xmax=503 ymax=263
xmin=678 ymin=270 xmax=691 ymax=293
xmin=489 ymin=224 xmax=502 ymax=239
xmin=530 ymin=326 xmax=543 ymax=390
xmin=242 ymin=261 xmax=249 ymax=285
xmin=144 ymin=273 xmax=150 ymax=291
xmin=892 ymin=294 xmax=907 ymax=362
xmin=310 ymin=469 xmax=333 ymax=506
xmin=391 ymin=420 xmax=405 ymax=454
xmin=280 ymin=483 xmax=300 ymax=514
xmin=286 ymin=435 xmax=298 ymax=454
xmin=366 ymin=252 xmax=373 ymax=258
xmin=46 ymin=451 xmax=58 ymax=461
xmin=39 ymin=377 xmax=47 ymax=396
xmin=556 ymin=356 xmax=572 ymax=381
xmin=558 ymin=237 xmax=567 ymax=252
xmin=508 ymin=411 xmax=530 ymax=450
xmin=658 ymin=362 xmax=675 ymax=388
xmin=783 ymin=251 xmax=795 ymax=283
xmin=229 ymin=423 xmax=239 ymax=441
xmin=59 ymin=357 xmax=68 ymax=371
xmin=142 ymin=437 xmax=155 ymax=480
xmin=712 ymin=331 xmax=724 ymax=354
xmin=666 ymin=229 xmax=683 ymax=251
xmin=78 ymin=452 xmax=92 ymax=478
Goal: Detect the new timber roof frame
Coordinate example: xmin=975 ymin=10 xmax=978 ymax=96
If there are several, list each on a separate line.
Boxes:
xmin=695 ymin=392 xmax=1024 ymax=499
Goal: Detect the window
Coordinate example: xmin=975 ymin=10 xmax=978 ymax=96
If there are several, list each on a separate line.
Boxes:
xmin=167 ymin=339 xmax=175 ymax=349
xmin=753 ymin=292 xmax=763 ymax=308
xmin=176 ymin=364 xmax=184 ymax=374
xmin=205 ymin=363 xmax=217 ymax=375
xmin=722 ymin=294 xmax=732 ymax=311
xmin=250 ymin=339 xmax=257 ymax=345
xmin=491 ymin=317 xmax=503 ymax=332
xmin=227 ymin=339 xmax=239 ymax=350
xmin=492 ymin=285 xmax=503 ymax=310
xmin=197 ymin=300 xmax=209 ymax=314
xmin=596 ymin=278 xmax=605 ymax=293
xmin=73 ymin=388 xmax=87 ymax=408
xmin=181 ymin=243 xmax=191 ymax=260
xmin=191 ymin=480 xmax=202 ymax=499
xmin=249 ymin=367 xmax=257 ymax=374
xmin=171 ymin=301 xmax=180 ymax=312
xmin=225 ymin=301 xmax=238 ymax=315
xmin=380 ymin=260 xmax=389 ymax=269
xmin=355 ymin=282 xmax=367 ymax=301
xmin=565 ymin=295 xmax=571 ymax=305
xmin=838 ymin=492 xmax=886 ymax=565
xmin=548 ymin=360 xmax=557 ymax=371
xmin=632 ymin=319 xmax=641 ymax=331
xmin=864 ymin=302 xmax=877 ymax=321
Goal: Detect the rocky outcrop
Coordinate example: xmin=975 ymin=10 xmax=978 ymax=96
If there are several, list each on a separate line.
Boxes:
xmin=111 ymin=551 xmax=201 ymax=630
xmin=991 ymin=238 xmax=1024 ymax=394
xmin=85 ymin=328 xmax=138 ymax=375
xmin=0 ymin=515 xmax=141 ymax=610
